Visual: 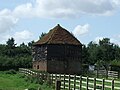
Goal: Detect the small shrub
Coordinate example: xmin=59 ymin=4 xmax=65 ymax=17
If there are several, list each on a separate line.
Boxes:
xmin=45 ymin=78 xmax=52 ymax=86
xmin=24 ymin=76 xmax=30 ymax=82
xmin=28 ymin=87 xmax=36 ymax=90
xmin=19 ymin=74 xmax=25 ymax=78
xmin=33 ymin=77 xmax=44 ymax=85
xmin=37 ymin=87 xmax=42 ymax=90
xmin=5 ymin=69 xmax=16 ymax=74
xmin=28 ymin=76 xmax=35 ymax=83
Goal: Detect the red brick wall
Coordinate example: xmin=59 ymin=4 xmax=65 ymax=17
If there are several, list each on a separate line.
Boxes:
xmin=33 ymin=60 xmax=47 ymax=71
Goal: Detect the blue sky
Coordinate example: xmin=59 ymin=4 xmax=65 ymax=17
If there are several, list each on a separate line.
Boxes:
xmin=0 ymin=0 xmax=120 ymax=45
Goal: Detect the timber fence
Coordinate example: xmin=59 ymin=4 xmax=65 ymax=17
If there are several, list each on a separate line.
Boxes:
xmin=96 ymin=70 xmax=119 ymax=79
xmin=19 ymin=68 xmax=120 ymax=90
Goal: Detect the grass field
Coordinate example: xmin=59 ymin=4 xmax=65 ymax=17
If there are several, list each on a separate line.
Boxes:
xmin=0 ymin=71 xmax=53 ymax=90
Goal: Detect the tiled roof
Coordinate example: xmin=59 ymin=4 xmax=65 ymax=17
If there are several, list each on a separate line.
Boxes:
xmin=34 ymin=24 xmax=82 ymax=45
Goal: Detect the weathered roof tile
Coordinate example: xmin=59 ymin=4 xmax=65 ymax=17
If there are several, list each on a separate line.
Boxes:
xmin=34 ymin=24 xmax=82 ymax=45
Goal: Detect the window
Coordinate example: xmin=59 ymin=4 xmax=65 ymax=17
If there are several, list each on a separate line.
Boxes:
xmin=37 ymin=65 xmax=39 ymax=69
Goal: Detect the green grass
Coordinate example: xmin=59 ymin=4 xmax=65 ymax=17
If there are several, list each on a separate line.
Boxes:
xmin=0 ymin=71 xmax=53 ymax=90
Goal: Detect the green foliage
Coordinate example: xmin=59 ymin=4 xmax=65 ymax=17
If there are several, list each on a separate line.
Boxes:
xmin=82 ymin=45 xmax=89 ymax=64
xmin=1 ymin=36 xmax=120 ymax=74
xmin=84 ymin=38 xmax=120 ymax=67
xmin=111 ymin=60 xmax=120 ymax=66
xmin=6 ymin=37 xmax=16 ymax=48
xmin=28 ymin=87 xmax=37 ymax=90
xmin=87 ymin=41 xmax=99 ymax=64
xmin=0 ymin=37 xmax=33 ymax=71
xmin=5 ymin=69 xmax=17 ymax=74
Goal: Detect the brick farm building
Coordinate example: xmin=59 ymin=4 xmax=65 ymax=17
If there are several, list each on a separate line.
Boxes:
xmin=32 ymin=24 xmax=82 ymax=74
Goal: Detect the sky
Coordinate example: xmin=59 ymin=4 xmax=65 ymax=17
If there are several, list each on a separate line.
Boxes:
xmin=0 ymin=0 xmax=120 ymax=46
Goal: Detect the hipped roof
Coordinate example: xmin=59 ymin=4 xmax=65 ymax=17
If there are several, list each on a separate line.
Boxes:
xmin=34 ymin=24 xmax=82 ymax=45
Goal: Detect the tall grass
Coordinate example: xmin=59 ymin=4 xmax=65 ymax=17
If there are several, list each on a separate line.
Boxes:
xmin=0 ymin=71 xmax=53 ymax=90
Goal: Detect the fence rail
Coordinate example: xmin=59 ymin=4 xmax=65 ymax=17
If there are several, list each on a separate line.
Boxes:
xmin=95 ymin=70 xmax=119 ymax=79
xmin=19 ymin=68 xmax=120 ymax=90
xmin=108 ymin=71 xmax=119 ymax=78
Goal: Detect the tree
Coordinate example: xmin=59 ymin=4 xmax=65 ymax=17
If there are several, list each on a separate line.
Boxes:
xmin=28 ymin=40 xmax=35 ymax=48
xmin=113 ymin=45 xmax=120 ymax=60
xmin=0 ymin=38 xmax=32 ymax=70
xmin=87 ymin=41 xmax=99 ymax=64
xmin=6 ymin=37 xmax=16 ymax=48
xmin=99 ymin=38 xmax=115 ymax=62
xmin=82 ymin=44 xmax=89 ymax=64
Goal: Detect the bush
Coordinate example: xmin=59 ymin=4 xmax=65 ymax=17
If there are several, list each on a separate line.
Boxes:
xmin=25 ymin=76 xmax=34 ymax=83
xmin=28 ymin=88 xmax=37 ymax=90
xmin=19 ymin=74 xmax=25 ymax=78
xmin=5 ymin=69 xmax=16 ymax=74
xmin=33 ymin=77 xmax=44 ymax=85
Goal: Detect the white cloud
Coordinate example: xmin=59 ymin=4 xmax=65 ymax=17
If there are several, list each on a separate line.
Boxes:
xmin=111 ymin=0 xmax=120 ymax=6
xmin=1 ymin=0 xmax=120 ymax=19
xmin=0 ymin=0 xmax=120 ymax=34
xmin=73 ymin=24 xmax=90 ymax=36
xmin=110 ymin=38 xmax=120 ymax=46
xmin=15 ymin=30 xmax=33 ymax=39
xmin=0 ymin=30 xmax=33 ymax=45
xmin=0 ymin=9 xmax=18 ymax=33
xmin=118 ymin=35 xmax=120 ymax=38
xmin=112 ymin=34 xmax=120 ymax=46
xmin=14 ymin=0 xmax=120 ymax=18
xmin=14 ymin=30 xmax=33 ymax=44
xmin=0 ymin=34 xmax=11 ymax=44
xmin=33 ymin=0 xmax=120 ymax=17
xmin=13 ymin=3 xmax=33 ymax=18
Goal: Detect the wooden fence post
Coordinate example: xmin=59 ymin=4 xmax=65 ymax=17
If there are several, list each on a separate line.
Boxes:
xmin=102 ymin=78 xmax=105 ymax=90
xmin=55 ymin=80 xmax=61 ymax=90
xmin=52 ymin=74 xmax=53 ymax=83
xmin=79 ymin=76 xmax=82 ymax=90
xmin=47 ymin=73 xmax=50 ymax=83
xmin=55 ymin=74 xmax=57 ymax=80
xmin=86 ymin=76 xmax=88 ymax=90
xmin=63 ymin=74 xmax=65 ymax=89
xmin=59 ymin=74 xmax=61 ymax=79
xmin=74 ymin=75 xmax=76 ymax=90
xmin=68 ymin=74 xmax=70 ymax=90
xmin=106 ymin=70 xmax=108 ymax=79
xmin=94 ymin=77 xmax=96 ymax=90
xmin=111 ymin=79 xmax=114 ymax=90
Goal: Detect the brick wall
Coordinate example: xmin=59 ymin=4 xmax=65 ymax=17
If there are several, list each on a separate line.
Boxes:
xmin=33 ymin=60 xmax=47 ymax=71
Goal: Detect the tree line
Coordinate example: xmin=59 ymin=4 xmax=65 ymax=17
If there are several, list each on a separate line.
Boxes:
xmin=82 ymin=38 xmax=120 ymax=71
xmin=0 ymin=33 xmax=120 ymax=71
xmin=0 ymin=37 xmax=34 ymax=70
